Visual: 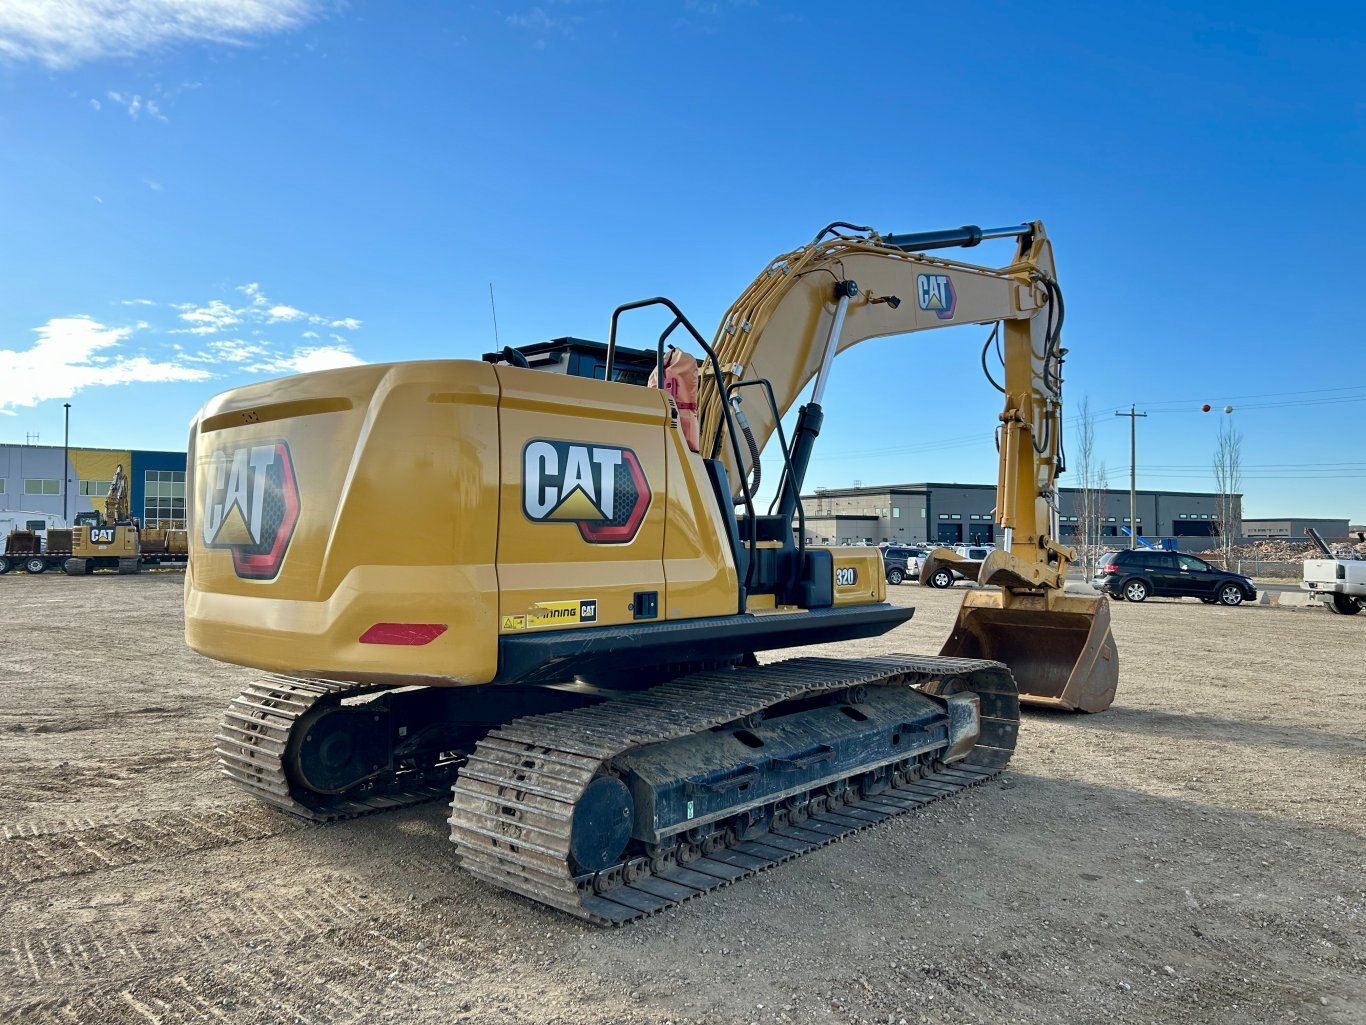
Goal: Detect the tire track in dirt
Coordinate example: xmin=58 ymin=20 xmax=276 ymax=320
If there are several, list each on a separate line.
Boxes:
xmin=0 ymin=804 xmax=312 ymax=885
xmin=4 ymin=878 xmax=503 ymax=1023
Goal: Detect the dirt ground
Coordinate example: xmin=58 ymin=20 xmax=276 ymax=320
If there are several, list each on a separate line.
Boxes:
xmin=1 ymin=572 xmax=1362 ymax=1025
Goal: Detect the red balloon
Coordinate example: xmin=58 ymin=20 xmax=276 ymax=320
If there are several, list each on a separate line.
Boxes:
xmin=1201 ymin=404 xmax=1211 ymax=412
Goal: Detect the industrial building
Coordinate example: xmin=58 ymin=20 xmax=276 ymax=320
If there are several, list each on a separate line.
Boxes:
xmin=0 ymin=444 xmax=186 ymax=534
xmin=799 ymin=481 xmax=1244 ymax=547
xmin=1241 ymin=517 xmax=1352 ymax=541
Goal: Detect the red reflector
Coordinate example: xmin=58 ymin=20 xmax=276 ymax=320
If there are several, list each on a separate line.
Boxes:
xmin=359 ymin=623 xmax=448 ymax=645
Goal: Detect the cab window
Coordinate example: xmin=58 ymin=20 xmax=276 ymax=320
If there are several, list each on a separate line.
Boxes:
xmin=1176 ymin=555 xmax=1208 ymax=571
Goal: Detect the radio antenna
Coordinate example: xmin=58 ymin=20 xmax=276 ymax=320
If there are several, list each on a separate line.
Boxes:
xmin=488 ymin=283 xmax=501 ymax=346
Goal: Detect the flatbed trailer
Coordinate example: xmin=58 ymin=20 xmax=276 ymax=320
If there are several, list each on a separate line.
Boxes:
xmin=0 ymin=550 xmax=188 ymax=575
xmin=1 ymin=526 xmax=189 ymax=575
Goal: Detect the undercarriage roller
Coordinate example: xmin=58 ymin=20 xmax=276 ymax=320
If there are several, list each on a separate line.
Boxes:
xmin=449 ymin=654 xmax=1020 ymax=924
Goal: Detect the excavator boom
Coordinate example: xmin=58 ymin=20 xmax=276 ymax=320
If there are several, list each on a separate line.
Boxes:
xmin=686 ymin=222 xmax=1117 ymax=711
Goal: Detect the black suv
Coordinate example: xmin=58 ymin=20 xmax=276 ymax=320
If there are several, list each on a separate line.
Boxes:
xmin=1093 ymin=550 xmax=1256 ymax=606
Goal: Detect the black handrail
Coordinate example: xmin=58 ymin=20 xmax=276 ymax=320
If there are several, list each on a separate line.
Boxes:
xmin=730 ymin=377 xmax=805 ymax=568
xmin=606 ymin=297 xmax=757 ymax=609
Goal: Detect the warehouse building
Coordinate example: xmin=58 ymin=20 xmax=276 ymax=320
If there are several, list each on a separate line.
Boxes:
xmin=799 ymin=482 xmax=1242 ymax=547
xmin=1241 ymin=517 xmax=1352 ymax=541
xmin=0 ymin=444 xmax=186 ymax=534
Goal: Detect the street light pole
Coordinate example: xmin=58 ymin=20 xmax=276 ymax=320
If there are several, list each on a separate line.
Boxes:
xmin=63 ymin=403 xmax=71 ymax=525
xmin=1115 ymin=404 xmax=1147 ymax=548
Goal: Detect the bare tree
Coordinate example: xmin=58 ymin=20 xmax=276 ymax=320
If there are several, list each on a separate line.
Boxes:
xmin=1212 ymin=419 xmax=1243 ymax=566
xmin=1071 ymin=398 xmax=1109 ymax=576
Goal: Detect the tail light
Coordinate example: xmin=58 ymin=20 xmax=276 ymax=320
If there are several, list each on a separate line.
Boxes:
xmin=1101 ymin=563 xmax=1119 ymax=573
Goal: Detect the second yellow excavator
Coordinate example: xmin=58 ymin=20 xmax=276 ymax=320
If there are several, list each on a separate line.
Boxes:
xmin=187 ymin=219 xmax=1116 ymax=924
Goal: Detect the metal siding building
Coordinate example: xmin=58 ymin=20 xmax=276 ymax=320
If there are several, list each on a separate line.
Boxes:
xmin=0 ymin=444 xmax=187 ymax=531
xmin=801 ymin=481 xmax=1241 ymax=547
xmin=1242 ymin=517 xmax=1351 ymax=541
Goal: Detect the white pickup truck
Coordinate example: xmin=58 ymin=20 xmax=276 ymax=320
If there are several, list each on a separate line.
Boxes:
xmin=1302 ymin=528 xmax=1365 ymax=616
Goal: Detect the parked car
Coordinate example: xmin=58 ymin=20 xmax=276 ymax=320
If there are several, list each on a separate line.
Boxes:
xmin=881 ymin=545 xmax=926 ymax=585
xmin=1093 ymin=549 xmax=1256 ymax=606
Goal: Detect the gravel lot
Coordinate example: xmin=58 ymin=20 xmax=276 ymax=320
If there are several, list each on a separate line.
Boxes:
xmin=1 ymin=572 xmax=1362 ymax=1025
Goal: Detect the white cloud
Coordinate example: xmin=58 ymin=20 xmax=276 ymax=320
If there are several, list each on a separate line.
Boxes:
xmin=2 ymin=280 xmax=367 ymax=414
xmin=174 ymin=299 xmax=240 ymax=334
xmin=144 ymin=178 xmax=164 ymax=192
xmin=107 ymin=90 xmax=156 ymax=119
xmin=0 ymin=316 xmax=211 ymax=411
xmin=238 ymin=282 xmax=267 ymax=306
xmin=0 ymin=0 xmax=316 ymax=69
xmin=171 ymin=286 xmax=358 ymax=343
xmin=88 ymin=97 xmax=100 ymax=111
xmin=505 ymin=6 xmax=581 ymax=47
xmin=180 ymin=338 xmax=270 ymax=364
xmin=247 ymin=345 xmax=364 ymax=375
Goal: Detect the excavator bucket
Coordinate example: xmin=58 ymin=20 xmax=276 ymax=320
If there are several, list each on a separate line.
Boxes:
xmin=939 ymin=587 xmax=1118 ymax=713
xmin=918 ymin=547 xmax=983 ymax=585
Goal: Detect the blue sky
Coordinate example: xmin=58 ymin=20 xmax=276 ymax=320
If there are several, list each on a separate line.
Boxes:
xmin=1 ymin=1 xmax=1363 ymax=518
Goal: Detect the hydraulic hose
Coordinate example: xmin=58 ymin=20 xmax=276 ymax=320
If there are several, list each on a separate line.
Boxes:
xmin=731 ymin=398 xmax=762 ymax=501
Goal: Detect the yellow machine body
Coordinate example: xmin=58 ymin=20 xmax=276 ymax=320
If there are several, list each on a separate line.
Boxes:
xmin=185 ymin=360 xmax=883 ymax=686
xmin=69 ymin=524 xmax=140 ymax=559
xmin=187 ymin=219 xmax=1116 ymax=711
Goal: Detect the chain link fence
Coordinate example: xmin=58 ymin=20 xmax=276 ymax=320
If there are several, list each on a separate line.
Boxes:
xmin=1201 ymin=558 xmax=1302 ymax=579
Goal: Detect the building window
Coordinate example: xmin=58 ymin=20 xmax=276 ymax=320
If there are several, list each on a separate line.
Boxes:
xmin=950 ymin=513 xmax=961 ymax=520
xmin=0 ymin=478 xmax=5 ymax=493
xmin=24 ymin=479 xmax=59 ymax=495
xmin=79 ymin=480 xmax=112 ymax=497
xmin=144 ymin=469 xmax=187 ymax=528
xmin=892 ymin=508 xmax=900 ymax=518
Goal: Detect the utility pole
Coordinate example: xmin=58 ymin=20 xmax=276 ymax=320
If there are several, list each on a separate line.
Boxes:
xmin=63 ymin=403 xmax=71 ymax=524
xmin=1115 ymin=405 xmax=1147 ymax=548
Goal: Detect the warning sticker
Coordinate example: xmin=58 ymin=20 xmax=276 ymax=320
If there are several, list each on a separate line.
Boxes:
xmin=520 ymin=599 xmax=599 ymax=629
xmin=501 ymin=614 xmax=527 ymax=631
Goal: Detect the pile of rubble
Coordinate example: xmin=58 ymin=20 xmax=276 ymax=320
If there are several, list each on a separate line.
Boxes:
xmin=1196 ymin=539 xmax=1366 ymax=562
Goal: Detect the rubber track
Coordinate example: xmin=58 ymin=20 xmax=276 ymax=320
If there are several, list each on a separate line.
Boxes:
xmin=448 ymin=653 xmax=1018 ymax=925
xmin=214 ymin=675 xmax=451 ymax=822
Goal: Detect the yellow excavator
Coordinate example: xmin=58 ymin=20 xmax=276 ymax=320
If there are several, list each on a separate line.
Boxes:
xmin=188 ymin=220 xmax=1116 ymax=924
xmin=65 ymin=463 xmax=142 ymax=575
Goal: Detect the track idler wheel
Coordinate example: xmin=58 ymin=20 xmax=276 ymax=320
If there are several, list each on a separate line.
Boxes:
xmin=568 ymin=775 xmax=634 ymax=875
xmin=290 ymin=707 xmax=390 ymax=794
